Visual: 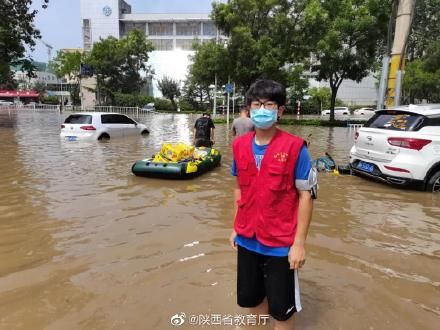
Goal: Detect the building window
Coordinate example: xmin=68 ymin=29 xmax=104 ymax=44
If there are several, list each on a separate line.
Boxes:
xmin=83 ymin=19 xmax=92 ymax=50
xmin=176 ymin=39 xmax=200 ymax=51
xmin=148 ymin=23 xmax=173 ymax=36
xmin=149 ymin=39 xmax=173 ymax=51
xmin=121 ymin=22 xmax=146 ymax=36
xmin=202 ymin=22 xmax=217 ymax=36
xmin=176 ymin=22 xmax=201 ymax=36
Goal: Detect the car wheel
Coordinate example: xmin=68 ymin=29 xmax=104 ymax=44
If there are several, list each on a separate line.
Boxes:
xmin=98 ymin=133 xmax=110 ymax=141
xmin=141 ymin=129 xmax=150 ymax=135
xmin=427 ymin=170 xmax=440 ymax=192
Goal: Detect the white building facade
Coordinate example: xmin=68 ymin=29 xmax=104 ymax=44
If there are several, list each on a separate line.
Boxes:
xmin=80 ymin=0 xmax=218 ymax=97
xmin=80 ymin=0 xmax=377 ymax=105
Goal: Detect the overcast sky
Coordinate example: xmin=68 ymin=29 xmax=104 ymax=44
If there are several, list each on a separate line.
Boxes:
xmin=30 ymin=0 xmax=220 ymax=62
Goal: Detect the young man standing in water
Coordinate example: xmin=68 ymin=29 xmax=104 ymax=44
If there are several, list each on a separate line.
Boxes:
xmin=232 ymin=105 xmax=255 ymax=137
xmin=194 ymin=112 xmax=215 ymax=147
xmin=230 ymin=79 xmax=316 ymax=329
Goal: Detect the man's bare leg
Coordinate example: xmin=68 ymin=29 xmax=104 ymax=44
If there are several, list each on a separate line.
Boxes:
xmin=273 ymin=316 xmax=295 ymax=330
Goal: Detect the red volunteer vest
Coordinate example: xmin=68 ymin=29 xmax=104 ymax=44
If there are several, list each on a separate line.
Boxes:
xmin=232 ymin=129 xmax=305 ymax=247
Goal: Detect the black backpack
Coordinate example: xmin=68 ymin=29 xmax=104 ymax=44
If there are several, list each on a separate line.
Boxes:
xmin=195 ymin=117 xmax=210 ymax=139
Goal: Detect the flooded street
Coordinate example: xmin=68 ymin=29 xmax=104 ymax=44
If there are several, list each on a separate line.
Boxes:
xmin=0 ymin=110 xmax=439 ymax=330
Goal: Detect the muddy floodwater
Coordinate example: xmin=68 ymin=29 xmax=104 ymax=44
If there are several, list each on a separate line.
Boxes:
xmin=0 ymin=110 xmax=439 ymax=330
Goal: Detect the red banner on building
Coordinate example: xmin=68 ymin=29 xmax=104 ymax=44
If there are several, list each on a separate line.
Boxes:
xmin=0 ymin=90 xmax=40 ymax=98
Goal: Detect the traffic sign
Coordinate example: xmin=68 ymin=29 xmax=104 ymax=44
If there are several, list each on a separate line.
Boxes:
xmin=225 ymin=83 xmax=233 ymax=93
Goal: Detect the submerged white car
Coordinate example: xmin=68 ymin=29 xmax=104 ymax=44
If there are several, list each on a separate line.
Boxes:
xmin=353 ymin=107 xmax=375 ymax=116
xmin=321 ymin=106 xmax=349 ymax=117
xmin=60 ymin=112 xmax=149 ymax=141
xmin=350 ymin=104 xmax=440 ymax=192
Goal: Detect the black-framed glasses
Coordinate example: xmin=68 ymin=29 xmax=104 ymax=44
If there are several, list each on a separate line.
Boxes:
xmin=250 ymin=100 xmax=278 ymax=110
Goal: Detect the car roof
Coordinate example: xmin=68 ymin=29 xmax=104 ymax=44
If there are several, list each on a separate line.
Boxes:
xmin=69 ymin=112 xmax=129 ymax=116
xmin=385 ymin=104 xmax=440 ymax=116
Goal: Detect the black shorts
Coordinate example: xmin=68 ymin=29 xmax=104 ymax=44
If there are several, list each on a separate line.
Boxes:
xmin=237 ymin=245 xmax=302 ymax=321
xmin=195 ymin=138 xmax=213 ymax=147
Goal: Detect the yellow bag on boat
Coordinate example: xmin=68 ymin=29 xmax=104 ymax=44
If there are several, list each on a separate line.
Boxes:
xmin=153 ymin=142 xmax=194 ymax=163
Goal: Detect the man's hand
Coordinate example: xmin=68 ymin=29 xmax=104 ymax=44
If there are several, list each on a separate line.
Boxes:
xmin=229 ymin=230 xmax=237 ymax=250
xmin=288 ymin=243 xmax=306 ymax=269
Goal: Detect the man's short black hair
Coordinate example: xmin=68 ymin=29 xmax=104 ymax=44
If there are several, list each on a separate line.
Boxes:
xmin=239 ymin=105 xmax=248 ymax=111
xmin=202 ymin=112 xmax=209 ymax=116
xmin=245 ymin=79 xmax=286 ymax=106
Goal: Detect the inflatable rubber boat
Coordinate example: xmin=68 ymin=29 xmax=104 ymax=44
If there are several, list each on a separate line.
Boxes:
xmin=132 ymin=143 xmax=221 ymax=179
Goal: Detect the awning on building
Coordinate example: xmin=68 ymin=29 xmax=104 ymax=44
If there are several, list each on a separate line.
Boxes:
xmin=0 ymin=90 xmax=39 ymax=98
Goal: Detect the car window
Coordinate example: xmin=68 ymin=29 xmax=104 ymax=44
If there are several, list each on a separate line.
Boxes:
xmin=64 ymin=115 xmax=92 ymax=124
xmin=365 ymin=111 xmax=425 ymax=131
xmin=424 ymin=117 xmax=440 ymax=127
xmin=114 ymin=115 xmax=136 ymax=124
xmin=101 ymin=114 xmax=115 ymax=124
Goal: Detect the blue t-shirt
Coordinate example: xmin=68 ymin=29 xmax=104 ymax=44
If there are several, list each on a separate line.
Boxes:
xmin=231 ymin=138 xmax=313 ymax=257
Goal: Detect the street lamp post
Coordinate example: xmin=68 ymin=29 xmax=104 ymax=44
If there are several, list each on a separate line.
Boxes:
xmin=209 ymin=84 xmax=215 ymax=114
xmin=213 ymin=75 xmax=217 ymax=116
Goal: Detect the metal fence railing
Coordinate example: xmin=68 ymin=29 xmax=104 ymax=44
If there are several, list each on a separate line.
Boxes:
xmin=0 ymin=104 xmax=61 ymax=112
xmin=0 ymin=104 xmax=142 ymax=114
xmin=68 ymin=105 xmax=141 ymax=117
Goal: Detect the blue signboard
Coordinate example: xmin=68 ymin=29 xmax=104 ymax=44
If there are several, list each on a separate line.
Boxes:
xmin=225 ymin=83 xmax=233 ymax=93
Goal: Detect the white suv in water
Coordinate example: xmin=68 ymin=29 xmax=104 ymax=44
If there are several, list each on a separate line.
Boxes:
xmin=350 ymin=104 xmax=440 ymax=192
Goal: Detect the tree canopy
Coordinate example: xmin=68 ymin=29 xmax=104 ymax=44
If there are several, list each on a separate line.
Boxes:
xmin=210 ymin=0 xmax=310 ymax=90
xmin=0 ymin=0 xmax=49 ymax=89
xmin=403 ymin=41 xmax=440 ymax=103
xmin=87 ymin=29 xmax=154 ymax=103
xmin=50 ymin=50 xmax=83 ymax=82
xmin=187 ymin=0 xmax=392 ymax=119
xmin=305 ymin=0 xmax=391 ymax=119
xmin=407 ymin=0 xmax=440 ymax=59
xmin=157 ymin=76 xmax=181 ymax=110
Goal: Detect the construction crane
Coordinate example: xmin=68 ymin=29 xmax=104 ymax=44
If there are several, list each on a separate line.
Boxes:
xmin=40 ymin=40 xmax=54 ymax=70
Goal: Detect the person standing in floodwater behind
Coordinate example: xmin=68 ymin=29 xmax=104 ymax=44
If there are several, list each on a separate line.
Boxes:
xmin=194 ymin=112 xmax=215 ymax=147
xmin=232 ymin=105 xmax=255 ymax=137
xmin=230 ymin=79 xmax=317 ymax=330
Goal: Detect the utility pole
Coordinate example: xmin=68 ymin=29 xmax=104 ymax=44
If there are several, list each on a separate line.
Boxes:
xmin=213 ymin=29 xmax=219 ymax=116
xmin=385 ymin=0 xmax=416 ymax=108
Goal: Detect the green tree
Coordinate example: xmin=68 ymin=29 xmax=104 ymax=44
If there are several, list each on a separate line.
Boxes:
xmin=157 ymin=76 xmax=181 ymax=110
xmin=50 ymin=50 xmax=83 ymax=105
xmin=403 ymin=42 xmax=440 ymax=103
xmin=113 ymin=93 xmax=154 ymax=107
xmin=286 ymin=64 xmax=309 ymax=105
xmin=307 ymin=87 xmax=331 ymax=112
xmin=50 ymin=50 xmax=82 ymax=81
xmin=32 ymin=81 xmax=47 ymax=96
xmin=305 ymin=0 xmax=391 ymax=120
xmin=210 ymin=0 xmax=310 ymax=91
xmin=181 ymin=75 xmax=211 ymax=110
xmin=87 ymin=29 xmax=154 ymax=103
xmin=407 ymin=0 xmax=440 ymax=59
xmin=0 ymin=0 xmax=49 ymax=88
xmin=189 ymin=41 xmax=229 ymax=94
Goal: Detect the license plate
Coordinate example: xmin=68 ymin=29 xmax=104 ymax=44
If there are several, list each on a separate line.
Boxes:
xmin=66 ymin=136 xmax=77 ymax=141
xmin=357 ymin=161 xmax=374 ymax=173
